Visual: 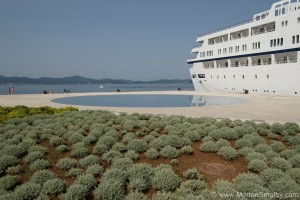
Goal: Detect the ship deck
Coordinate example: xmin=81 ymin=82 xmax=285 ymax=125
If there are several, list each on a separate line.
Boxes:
xmin=0 ymin=91 xmax=299 ymax=125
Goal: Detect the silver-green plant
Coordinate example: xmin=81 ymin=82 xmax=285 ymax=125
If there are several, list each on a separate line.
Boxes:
xmin=56 ymin=158 xmax=77 ymax=170
xmin=247 ymin=159 xmax=268 ymax=172
xmin=30 ymin=159 xmax=50 ymax=171
xmin=41 ymin=178 xmax=67 ymax=195
xmin=14 ymin=182 xmax=42 ymax=200
xmin=199 ymin=141 xmax=218 ymax=153
xmin=217 ymin=146 xmax=237 ymax=160
xmin=79 ymin=155 xmax=99 ymax=168
xmin=60 ymin=184 xmax=87 ymax=200
xmin=183 ymin=168 xmax=202 ymax=180
xmin=0 ymin=175 xmax=18 ymax=191
xmin=145 ymin=148 xmax=160 ymax=159
xmin=152 ymin=164 xmax=181 ymax=191
xmin=94 ymin=178 xmax=124 ymax=200
xmin=124 ymin=150 xmax=139 ymax=161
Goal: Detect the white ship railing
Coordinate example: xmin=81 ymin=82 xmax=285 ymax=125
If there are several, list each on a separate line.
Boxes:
xmin=276 ymin=59 xmax=297 ymax=64
xmin=231 ymin=34 xmax=249 ymax=40
xmin=251 ymin=28 xmax=275 ymax=36
xmin=198 ymin=19 xmax=253 ymax=38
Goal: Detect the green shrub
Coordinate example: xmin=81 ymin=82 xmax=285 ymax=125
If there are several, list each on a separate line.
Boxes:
xmin=94 ymin=179 xmax=124 ymax=200
xmin=125 ymin=192 xmax=148 ymax=200
xmin=71 ymin=146 xmax=88 ymax=158
xmin=112 ymin=158 xmax=134 ymax=171
xmin=0 ymin=175 xmax=18 ymax=190
xmin=49 ymin=136 xmax=64 ymax=147
xmin=66 ymin=168 xmax=83 ymax=178
xmin=124 ymin=150 xmax=139 ymax=161
xmin=6 ymin=165 xmax=22 ymax=175
xmin=268 ymin=177 xmax=300 ymax=195
xmin=30 ymin=159 xmax=50 ymax=171
xmin=0 ymin=155 xmax=18 ymax=171
xmin=235 ymin=138 xmax=253 ymax=149
xmin=261 ymin=168 xmax=287 ymax=183
xmin=160 ymin=145 xmax=179 ymax=159
xmin=127 ymin=139 xmax=147 ymax=153
xmin=184 ymin=131 xmax=201 ymax=142
xmin=128 ymin=163 xmax=153 ymax=192
xmin=180 ymin=145 xmax=193 ymax=155
xmin=42 ymin=178 xmax=66 ymax=195
xmin=56 ymin=144 xmax=69 ymax=152
xmin=24 ymin=151 xmax=44 ymax=164
xmin=271 ymin=122 xmax=284 ymax=134
xmin=152 ymin=191 xmax=178 ymax=200
xmin=85 ymin=164 xmax=104 ymax=176
xmin=212 ymin=180 xmax=236 ymax=198
xmin=28 ymin=145 xmax=48 ymax=154
xmin=60 ymin=184 xmax=87 ymax=200
xmin=14 ymin=182 xmax=42 ymax=200
xmin=145 ymin=148 xmax=159 ymax=159
xmin=215 ymin=139 xmax=230 ymax=150
xmin=288 ymin=154 xmax=300 ymax=168
xmin=152 ymin=164 xmax=181 ymax=191
xmin=222 ymin=128 xmax=239 ymax=140
xmin=101 ymin=168 xmax=128 ymax=184
xmin=165 ymin=135 xmax=186 ymax=148
xmin=267 ymin=132 xmax=279 ymax=139
xmin=270 ymin=157 xmax=292 ymax=171
xmin=68 ymin=132 xmax=84 ymax=144
xmin=102 ymin=150 xmax=123 ymax=164
xmin=29 ymin=169 xmax=56 ymax=185
xmin=265 ymin=151 xmax=279 ymax=160
xmin=217 ymin=146 xmax=237 ymax=160
xmin=238 ymin=147 xmax=255 ymax=157
xmin=288 ymin=168 xmax=300 ymax=184
xmin=245 ymin=152 xmax=267 ymax=162
xmin=280 ymin=149 xmax=298 ymax=159
xmin=254 ymin=144 xmax=272 ymax=154
xmin=202 ymin=136 xmax=213 ymax=142
xmin=199 ymin=141 xmax=217 ymax=153
xmin=79 ymin=155 xmax=99 ymax=168
xmin=2 ymin=145 xmax=26 ymax=158
xmin=74 ymin=174 xmax=97 ymax=190
xmin=56 ymin=158 xmax=77 ymax=170
xmin=270 ymin=141 xmax=285 ymax=152
xmin=175 ymin=179 xmax=207 ymax=196
xmin=247 ymin=159 xmax=268 ymax=172
xmin=93 ymin=144 xmax=108 ymax=155
xmin=183 ymin=168 xmax=201 ymax=180
xmin=112 ymin=142 xmax=127 ymax=152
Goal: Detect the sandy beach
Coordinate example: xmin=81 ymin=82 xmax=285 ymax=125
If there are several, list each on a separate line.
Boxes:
xmin=0 ymin=91 xmax=299 ymax=124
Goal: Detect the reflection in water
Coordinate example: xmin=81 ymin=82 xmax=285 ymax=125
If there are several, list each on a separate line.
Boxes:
xmin=53 ymin=94 xmax=247 ymax=108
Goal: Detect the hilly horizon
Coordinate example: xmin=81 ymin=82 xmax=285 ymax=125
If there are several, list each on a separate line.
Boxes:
xmin=0 ymin=75 xmax=191 ymax=85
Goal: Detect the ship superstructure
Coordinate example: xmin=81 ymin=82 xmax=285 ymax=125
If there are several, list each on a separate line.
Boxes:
xmin=188 ymin=0 xmax=300 ymax=96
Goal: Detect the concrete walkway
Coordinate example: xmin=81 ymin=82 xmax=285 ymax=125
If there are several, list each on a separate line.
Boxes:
xmin=0 ymin=91 xmax=299 ymax=124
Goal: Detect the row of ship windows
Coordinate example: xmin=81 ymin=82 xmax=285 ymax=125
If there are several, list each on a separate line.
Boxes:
xmin=199 ymin=35 xmax=298 ymax=58
xmin=192 ymin=74 xmax=270 ymax=80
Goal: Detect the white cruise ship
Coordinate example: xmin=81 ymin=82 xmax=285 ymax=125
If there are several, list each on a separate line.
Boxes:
xmin=188 ymin=0 xmax=300 ymax=96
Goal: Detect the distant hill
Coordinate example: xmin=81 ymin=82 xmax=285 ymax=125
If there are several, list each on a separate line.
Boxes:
xmin=0 ymin=75 xmax=191 ymax=85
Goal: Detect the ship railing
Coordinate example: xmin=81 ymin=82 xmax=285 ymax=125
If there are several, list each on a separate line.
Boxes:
xmin=251 ymin=28 xmax=275 ymax=36
xmin=217 ymin=65 xmax=228 ymax=68
xmin=251 ymin=62 xmax=272 ymax=66
xmin=276 ymin=59 xmax=297 ymax=64
xmin=187 ymin=57 xmax=197 ymax=61
xmin=198 ymin=19 xmax=253 ymax=38
xmin=230 ymin=63 xmax=249 ymax=67
xmin=230 ymin=34 xmax=249 ymax=41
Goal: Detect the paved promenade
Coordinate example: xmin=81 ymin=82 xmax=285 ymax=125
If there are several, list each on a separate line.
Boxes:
xmin=0 ymin=91 xmax=299 ymax=124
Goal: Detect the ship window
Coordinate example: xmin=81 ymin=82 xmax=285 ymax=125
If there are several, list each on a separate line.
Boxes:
xmin=255 ymin=75 xmax=258 ymax=79
xmin=274 ymin=39 xmax=277 ymax=46
xmin=224 ymin=75 xmax=226 ymax=79
xmin=285 ymin=20 xmax=288 ymax=26
xmin=211 ymin=75 xmax=212 ymax=79
xmin=281 ymin=38 xmax=283 ymax=45
xmin=267 ymin=74 xmax=270 ymax=79
xmin=258 ymin=42 xmax=260 ymax=49
xmin=298 ymin=17 xmax=300 ymax=23
xmin=217 ymin=75 xmax=219 ymax=79
xmin=270 ymin=40 xmax=273 ymax=47
xmin=192 ymin=74 xmax=196 ymax=78
xmin=233 ymin=75 xmax=235 ymax=79
xmin=277 ymin=38 xmax=280 ymax=45
xmin=297 ymin=35 xmax=300 ymax=43
xmin=292 ymin=36 xmax=295 ymax=44
xmin=198 ymin=74 xmax=205 ymax=78
xmin=282 ymin=21 xmax=284 ymax=26
xmin=242 ymin=75 xmax=245 ymax=79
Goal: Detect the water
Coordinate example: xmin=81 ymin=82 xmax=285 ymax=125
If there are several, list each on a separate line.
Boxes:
xmin=0 ymin=83 xmax=193 ymax=95
xmin=52 ymin=95 xmax=247 ymax=108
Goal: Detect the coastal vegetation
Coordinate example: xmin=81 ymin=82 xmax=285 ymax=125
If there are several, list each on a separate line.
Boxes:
xmin=0 ymin=108 xmax=300 ymax=199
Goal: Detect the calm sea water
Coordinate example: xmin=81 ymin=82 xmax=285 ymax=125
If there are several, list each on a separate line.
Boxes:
xmin=0 ymin=83 xmax=194 ymax=95
xmin=53 ymin=94 xmax=247 ymax=107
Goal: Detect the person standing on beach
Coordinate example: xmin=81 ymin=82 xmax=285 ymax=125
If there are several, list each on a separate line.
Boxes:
xmin=8 ymin=87 xmax=11 ymax=95
xmin=12 ymin=87 xmax=15 ymax=95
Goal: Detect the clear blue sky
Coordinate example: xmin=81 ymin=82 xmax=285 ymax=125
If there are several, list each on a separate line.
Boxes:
xmin=0 ymin=0 xmax=276 ymax=81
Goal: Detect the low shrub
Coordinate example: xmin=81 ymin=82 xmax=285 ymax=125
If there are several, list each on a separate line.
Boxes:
xmin=254 ymin=144 xmax=272 ymax=154
xmin=270 ymin=141 xmax=285 ymax=152
xmin=124 ymin=150 xmax=139 ymax=161
xmin=289 ymin=154 xmax=300 ymax=168
xmin=14 ymin=182 xmax=42 ymax=200
xmin=152 ymin=191 xmax=178 ymax=200
xmin=0 ymin=175 xmax=18 ymax=190
xmin=160 ymin=146 xmax=179 ymax=159
xmin=94 ymin=179 xmax=124 ymax=200
xmin=0 ymin=155 xmax=18 ymax=171
xmin=42 ymin=178 xmax=67 ymax=195
xmin=112 ymin=158 xmax=134 ymax=171
xmin=261 ymin=168 xmax=287 ymax=183
xmin=28 ymin=145 xmax=48 ymax=154
xmin=112 ymin=142 xmax=127 ymax=152
xmin=288 ymin=168 xmax=300 ymax=184
xmin=212 ymin=180 xmax=236 ymax=198
xmin=56 ymin=158 xmax=77 ymax=170
xmin=144 ymin=135 xmax=155 ymax=143
xmin=271 ymin=122 xmax=284 ymax=134
xmin=202 ymin=136 xmax=213 ymax=142
xmin=101 ymin=168 xmax=128 ymax=184
xmin=245 ymin=152 xmax=267 ymax=162
xmin=128 ymin=163 xmax=153 ymax=192
xmin=152 ymin=164 xmax=181 ymax=191
xmin=184 ymin=131 xmax=201 ymax=142
xmin=149 ymin=138 xmax=167 ymax=151
xmin=247 ymin=159 xmax=268 ymax=172
xmin=29 ymin=169 xmax=56 ymax=185
xmin=270 ymin=157 xmax=292 ymax=171
xmin=74 ymin=174 xmax=97 ymax=190
xmin=30 ymin=159 xmax=50 ymax=171
xmin=24 ymin=151 xmax=45 ymax=164
xmin=56 ymin=145 xmax=69 ymax=152
xmin=60 ymin=184 xmax=87 ymax=200
xmin=6 ymin=165 xmax=22 ymax=175
xmin=180 ymin=145 xmax=193 ymax=155
xmin=238 ymin=147 xmax=255 ymax=157
xmin=49 ymin=136 xmax=64 ymax=147
xmin=175 ymin=179 xmax=207 ymax=196
xmin=217 ymin=146 xmax=237 ymax=160
xmin=268 ymin=177 xmax=299 ymax=195
xmin=71 ymin=146 xmax=88 ymax=158
xmin=236 ymin=173 xmax=265 ymax=186
xmin=280 ymin=149 xmax=298 ymax=159
xmin=68 ymin=132 xmax=84 ymax=144
xmin=265 ymin=151 xmax=279 ymax=160
xmin=183 ymin=168 xmax=201 ymax=179
xmin=267 ymin=132 xmax=279 ymax=139
xmin=145 ymin=148 xmax=160 ymax=159
xmin=85 ymin=164 xmax=104 ymax=176
xmin=127 ymin=139 xmax=147 ymax=153
xmin=93 ymin=144 xmax=108 ymax=155
xmin=215 ymin=139 xmax=230 ymax=150
xmin=102 ymin=150 xmax=123 ymax=164
xmin=199 ymin=141 xmax=218 ymax=153
xmin=1 ymin=145 xmax=26 ymax=158
xmin=165 ymin=135 xmax=186 ymax=148
xmin=79 ymin=155 xmax=99 ymax=168
xmin=125 ymin=192 xmax=148 ymax=200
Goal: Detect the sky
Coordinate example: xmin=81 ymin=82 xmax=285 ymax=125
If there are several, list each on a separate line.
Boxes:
xmin=0 ymin=0 xmax=277 ymax=81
